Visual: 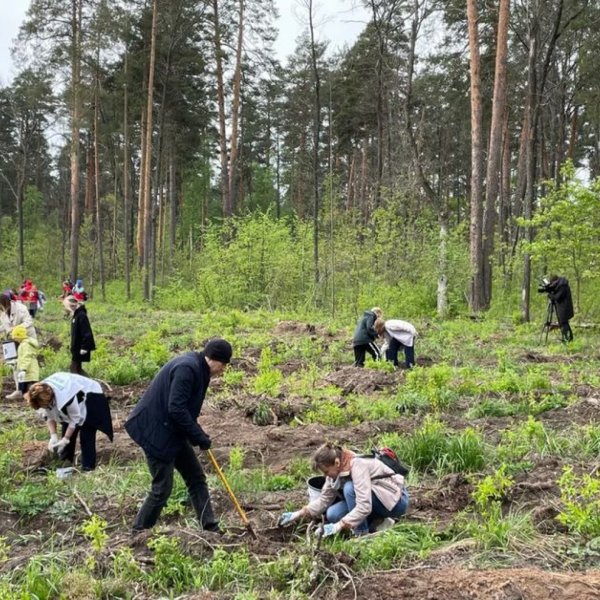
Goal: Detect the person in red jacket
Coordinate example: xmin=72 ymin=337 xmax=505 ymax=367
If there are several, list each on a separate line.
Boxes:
xmin=18 ymin=279 xmax=40 ymax=318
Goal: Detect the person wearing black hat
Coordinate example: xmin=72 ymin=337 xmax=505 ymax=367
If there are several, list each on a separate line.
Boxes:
xmin=125 ymin=338 xmax=232 ymax=532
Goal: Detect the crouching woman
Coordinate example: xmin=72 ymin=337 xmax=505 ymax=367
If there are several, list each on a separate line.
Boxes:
xmin=280 ymin=443 xmax=408 ymax=537
xmin=25 ymin=372 xmax=113 ymax=471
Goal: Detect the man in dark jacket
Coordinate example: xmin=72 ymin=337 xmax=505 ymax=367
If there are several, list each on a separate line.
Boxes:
xmin=63 ymin=295 xmax=96 ymax=375
xmin=547 ymin=275 xmax=574 ymax=342
xmin=126 ymin=338 xmax=232 ymax=532
xmin=352 ymin=307 xmax=382 ymax=367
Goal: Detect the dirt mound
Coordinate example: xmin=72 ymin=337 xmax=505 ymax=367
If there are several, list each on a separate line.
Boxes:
xmin=323 ymin=366 xmax=401 ymax=395
xmin=338 ymin=567 xmax=600 ymax=600
xmin=411 ymin=473 xmax=474 ymax=525
xmin=274 ymin=321 xmax=331 ymax=336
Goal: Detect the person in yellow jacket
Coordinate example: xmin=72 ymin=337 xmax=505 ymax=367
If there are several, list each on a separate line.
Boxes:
xmin=6 ymin=324 xmax=40 ymax=401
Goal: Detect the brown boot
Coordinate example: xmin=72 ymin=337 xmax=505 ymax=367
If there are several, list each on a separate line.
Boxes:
xmin=6 ymin=390 xmax=23 ymax=401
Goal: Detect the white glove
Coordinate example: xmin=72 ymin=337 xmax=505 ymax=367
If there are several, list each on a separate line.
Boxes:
xmin=51 ymin=437 xmax=70 ymax=452
xmin=17 ymin=370 xmax=26 ymax=383
xmin=278 ymin=510 xmax=303 ymax=527
xmin=48 ymin=433 xmax=58 ymax=451
xmin=79 ymin=349 xmax=88 ymax=355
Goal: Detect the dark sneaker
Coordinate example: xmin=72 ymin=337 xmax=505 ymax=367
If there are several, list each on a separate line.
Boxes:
xmin=203 ymin=522 xmax=223 ymax=534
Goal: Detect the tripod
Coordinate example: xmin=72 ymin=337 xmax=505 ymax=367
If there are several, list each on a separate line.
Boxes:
xmin=540 ymin=298 xmax=557 ymax=344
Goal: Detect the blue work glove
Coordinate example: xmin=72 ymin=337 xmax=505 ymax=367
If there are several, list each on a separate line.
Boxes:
xmin=320 ymin=522 xmax=342 ymax=538
xmin=278 ymin=510 xmax=302 ymax=527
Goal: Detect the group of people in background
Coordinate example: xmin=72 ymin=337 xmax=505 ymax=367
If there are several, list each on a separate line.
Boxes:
xmin=1 ymin=277 xmax=95 ymax=400
xmin=352 ymin=307 xmax=417 ymax=369
xmin=0 ymin=277 xmax=107 ymax=473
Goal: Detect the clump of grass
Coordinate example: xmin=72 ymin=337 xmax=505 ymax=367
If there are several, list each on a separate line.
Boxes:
xmin=557 ymin=466 xmax=600 ymax=537
xmin=378 ymin=419 xmax=487 ymax=474
xmin=330 ymin=522 xmax=441 ymax=570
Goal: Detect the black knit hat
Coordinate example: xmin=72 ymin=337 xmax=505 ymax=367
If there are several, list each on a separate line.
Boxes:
xmin=204 ymin=338 xmax=232 ymax=364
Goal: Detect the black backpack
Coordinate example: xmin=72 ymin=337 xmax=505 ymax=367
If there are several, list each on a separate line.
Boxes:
xmin=364 ymin=447 xmax=410 ymax=478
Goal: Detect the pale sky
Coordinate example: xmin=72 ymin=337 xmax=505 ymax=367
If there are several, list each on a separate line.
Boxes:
xmin=0 ymin=0 xmax=369 ymax=85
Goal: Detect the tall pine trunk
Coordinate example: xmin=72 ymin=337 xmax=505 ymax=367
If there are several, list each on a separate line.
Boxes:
xmin=141 ymin=0 xmax=159 ymax=300
xmin=467 ymin=0 xmax=485 ymax=312
xmin=212 ymin=0 xmax=231 ymax=217
xmin=228 ymin=0 xmax=244 ymax=211
xmin=482 ymin=0 xmax=510 ymax=308
xmin=308 ymin=0 xmax=321 ymax=287
xmin=69 ymin=0 xmax=83 ymax=282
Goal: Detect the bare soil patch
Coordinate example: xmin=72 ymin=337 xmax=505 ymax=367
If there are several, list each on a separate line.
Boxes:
xmin=338 ymin=566 xmax=600 ymax=600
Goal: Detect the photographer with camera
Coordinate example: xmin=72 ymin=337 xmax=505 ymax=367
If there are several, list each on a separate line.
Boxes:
xmin=538 ymin=274 xmax=574 ymax=342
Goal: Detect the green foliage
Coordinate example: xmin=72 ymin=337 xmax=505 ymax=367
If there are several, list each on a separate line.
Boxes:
xmin=251 ymin=368 xmax=283 ymax=397
xmin=304 ymin=400 xmax=349 ymax=426
xmin=405 ymin=365 xmax=460 ymax=412
xmin=201 ymin=548 xmax=253 ymax=591
xmin=520 ymin=160 xmax=600 ymax=313
xmin=228 ymin=446 xmax=246 ymax=471
xmin=463 ymin=502 xmax=535 ymax=551
xmin=80 ymin=514 xmax=109 ymax=553
xmin=260 ymin=552 xmax=315 ymax=595
xmin=557 ymin=466 xmax=600 ymax=537
xmin=472 ymin=465 xmax=513 ymax=513
xmin=112 ymin=547 xmax=144 ymax=582
xmin=147 ymin=535 xmax=198 ymax=594
xmin=380 ymin=419 xmax=487 ymax=474
xmin=4 ymin=477 xmax=60 ymax=517
xmin=496 ymin=416 xmax=563 ymax=463
xmin=331 ymin=522 xmax=441 ymax=570
xmin=251 ymin=347 xmax=283 ymax=396
xmin=461 ymin=465 xmax=536 ymax=550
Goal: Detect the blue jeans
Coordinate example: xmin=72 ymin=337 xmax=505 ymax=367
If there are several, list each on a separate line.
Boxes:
xmin=386 ymin=338 xmax=415 ymax=368
xmin=326 ymin=480 xmax=409 ymax=534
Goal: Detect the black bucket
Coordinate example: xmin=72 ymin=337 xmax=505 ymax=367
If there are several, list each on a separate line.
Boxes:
xmin=307 ymin=475 xmax=326 ymax=501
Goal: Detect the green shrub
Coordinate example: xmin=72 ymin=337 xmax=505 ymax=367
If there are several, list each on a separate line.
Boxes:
xmin=147 ymin=535 xmax=198 ymax=594
xmin=251 ymin=369 xmax=283 ymax=397
xmin=557 ymin=466 xmax=600 ymax=537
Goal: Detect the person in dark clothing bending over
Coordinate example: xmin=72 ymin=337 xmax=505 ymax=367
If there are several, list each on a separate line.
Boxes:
xmin=125 ymin=338 xmax=232 ymax=532
xmin=352 ymin=307 xmax=383 ymax=367
xmin=63 ymin=295 xmax=96 ymax=375
xmin=546 ymin=275 xmax=574 ymax=342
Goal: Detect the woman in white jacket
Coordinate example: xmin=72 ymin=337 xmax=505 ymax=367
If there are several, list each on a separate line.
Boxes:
xmin=25 ymin=372 xmax=113 ymax=471
xmin=374 ymin=318 xmax=417 ymax=368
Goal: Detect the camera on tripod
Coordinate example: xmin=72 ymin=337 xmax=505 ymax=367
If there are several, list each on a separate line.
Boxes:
xmin=537 ymin=277 xmax=556 ymax=294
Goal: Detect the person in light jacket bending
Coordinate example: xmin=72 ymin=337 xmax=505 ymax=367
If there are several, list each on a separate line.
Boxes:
xmin=375 ymin=318 xmax=417 ymax=369
xmin=25 ymin=372 xmax=113 ymax=471
xmin=279 ymin=443 xmax=408 ymax=537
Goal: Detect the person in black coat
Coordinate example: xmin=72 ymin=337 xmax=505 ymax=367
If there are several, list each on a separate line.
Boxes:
xmin=547 ymin=275 xmax=574 ymax=342
xmin=125 ymin=338 xmax=232 ymax=532
xmin=63 ymin=295 xmax=96 ymax=375
xmin=352 ymin=307 xmax=383 ymax=367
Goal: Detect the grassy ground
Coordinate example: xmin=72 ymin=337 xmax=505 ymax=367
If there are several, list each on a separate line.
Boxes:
xmin=1 ymin=299 xmax=600 ymax=599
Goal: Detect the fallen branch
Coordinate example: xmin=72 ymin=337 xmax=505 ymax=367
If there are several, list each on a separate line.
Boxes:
xmin=74 ymin=489 xmax=93 ymax=516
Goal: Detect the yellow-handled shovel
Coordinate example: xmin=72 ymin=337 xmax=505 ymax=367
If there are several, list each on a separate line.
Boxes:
xmin=206 ymin=449 xmax=257 ymax=539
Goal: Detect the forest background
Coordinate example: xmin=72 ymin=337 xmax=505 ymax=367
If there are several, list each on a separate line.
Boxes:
xmin=0 ymin=0 xmax=599 ymax=323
